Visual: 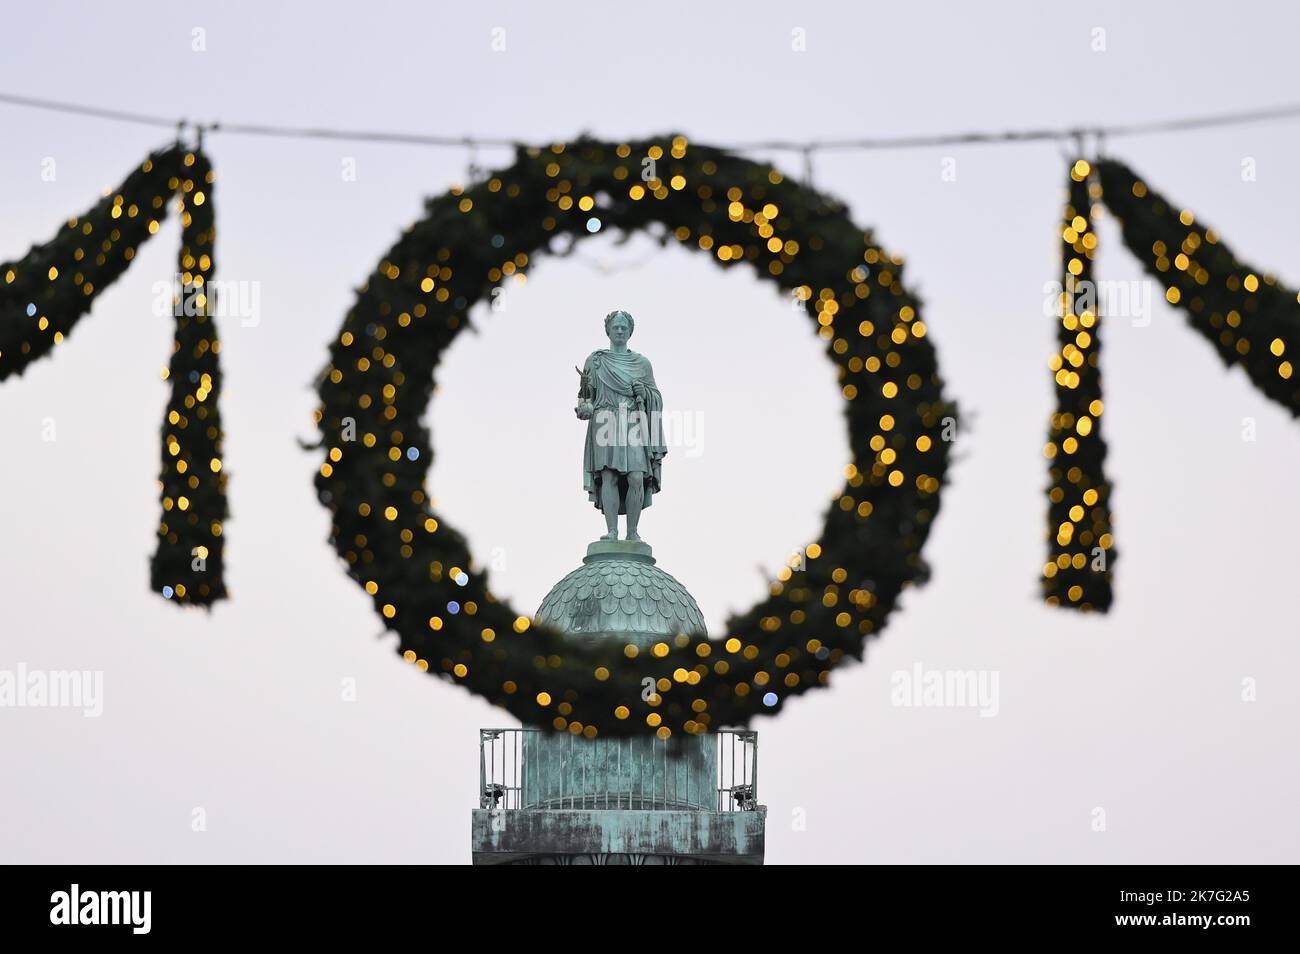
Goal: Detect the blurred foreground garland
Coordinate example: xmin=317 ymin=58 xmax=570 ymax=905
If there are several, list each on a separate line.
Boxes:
xmin=0 ymin=145 xmax=228 ymax=606
xmin=4 ymin=136 xmax=1297 ymax=720
xmin=1042 ymin=156 xmax=1300 ymax=613
xmin=1042 ymin=160 xmax=1116 ymax=611
xmin=151 ymin=150 xmax=228 ymax=605
xmin=315 ymin=135 xmax=959 ymax=736
xmin=1097 ymin=159 xmax=1299 ymax=415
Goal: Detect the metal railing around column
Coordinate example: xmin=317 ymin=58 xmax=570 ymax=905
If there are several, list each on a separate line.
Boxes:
xmin=478 ymin=727 xmax=758 ymax=812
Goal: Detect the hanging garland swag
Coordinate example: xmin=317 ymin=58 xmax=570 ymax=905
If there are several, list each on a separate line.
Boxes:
xmin=0 ymin=145 xmax=229 ymax=606
xmin=1040 ymin=156 xmax=1300 ymax=614
xmin=1042 ymin=159 xmax=1117 ymax=612
xmin=314 ymin=135 xmax=959 ymax=737
xmin=1097 ymin=159 xmax=1299 ymax=414
xmin=153 ymin=149 xmax=228 ymax=605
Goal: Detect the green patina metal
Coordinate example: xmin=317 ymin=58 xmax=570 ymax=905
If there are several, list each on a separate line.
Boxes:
xmin=470 ymin=809 xmax=766 ymax=865
xmin=535 ymin=540 xmax=707 ymax=648
xmin=526 ymin=540 xmax=716 ymax=814
xmin=471 ymin=311 xmax=765 ymax=864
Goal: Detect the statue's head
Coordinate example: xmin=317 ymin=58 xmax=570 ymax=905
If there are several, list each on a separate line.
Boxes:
xmin=604 ymin=309 xmax=634 ymax=344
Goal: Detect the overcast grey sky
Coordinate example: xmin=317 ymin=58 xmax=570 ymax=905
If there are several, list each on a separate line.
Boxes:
xmin=2 ymin=1 xmax=1298 ymax=863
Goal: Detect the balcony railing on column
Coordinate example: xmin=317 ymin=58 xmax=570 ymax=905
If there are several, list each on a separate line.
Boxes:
xmin=478 ymin=728 xmax=758 ymax=812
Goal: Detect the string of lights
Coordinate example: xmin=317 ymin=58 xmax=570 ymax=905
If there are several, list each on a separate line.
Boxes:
xmin=3 ymin=90 xmax=1300 ymax=155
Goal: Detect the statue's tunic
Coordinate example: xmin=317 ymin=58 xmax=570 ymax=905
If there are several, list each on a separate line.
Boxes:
xmin=579 ymin=349 xmax=666 ymax=513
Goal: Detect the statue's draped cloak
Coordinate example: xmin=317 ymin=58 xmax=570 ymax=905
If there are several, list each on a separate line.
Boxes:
xmin=579 ymin=349 xmax=666 ymax=513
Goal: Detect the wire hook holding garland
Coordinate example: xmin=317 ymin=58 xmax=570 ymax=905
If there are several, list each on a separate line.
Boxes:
xmin=801 ymin=145 xmax=815 ymax=189
xmin=172 ymin=118 xmax=210 ymax=152
xmin=465 ymin=136 xmax=485 ymax=185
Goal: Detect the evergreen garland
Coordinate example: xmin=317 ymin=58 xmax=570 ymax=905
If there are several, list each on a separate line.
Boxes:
xmin=315 ymin=135 xmax=958 ymax=736
xmin=1098 ymin=159 xmax=1299 ymax=415
xmin=1043 ymin=160 xmax=1116 ymax=611
xmin=4 ymin=134 xmax=1295 ymax=719
xmin=151 ymin=150 xmax=228 ymax=606
xmin=1 ymin=146 xmax=184 ymax=379
xmin=0 ymin=145 xmax=229 ymax=606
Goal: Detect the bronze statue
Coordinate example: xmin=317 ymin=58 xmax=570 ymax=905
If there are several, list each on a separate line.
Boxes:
xmin=574 ymin=310 xmax=666 ymax=542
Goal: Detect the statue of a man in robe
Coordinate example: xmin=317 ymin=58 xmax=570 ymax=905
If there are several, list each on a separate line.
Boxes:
xmin=574 ymin=310 xmax=666 ymax=542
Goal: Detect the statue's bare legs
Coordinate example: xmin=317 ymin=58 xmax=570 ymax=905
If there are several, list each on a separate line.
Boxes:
xmin=600 ymin=468 xmax=620 ymax=540
xmin=624 ymin=470 xmax=645 ymax=541
xmin=599 ymin=467 xmax=646 ymax=541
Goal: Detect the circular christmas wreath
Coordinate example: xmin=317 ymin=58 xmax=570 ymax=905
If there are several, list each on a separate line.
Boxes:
xmin=315 ymin=135 xmax=957 ymax=737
